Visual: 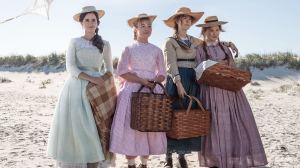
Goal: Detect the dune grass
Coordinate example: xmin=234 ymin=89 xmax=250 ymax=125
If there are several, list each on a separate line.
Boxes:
xmin=0 ymin=53 xmax=65 ymax=67
xmin=0 ymin=52 xmax=299 ymax=72
xmin=0 ymin=53 xmax=120 ymax=73
xmin=236 ymin=52 xmax=300 ymax=71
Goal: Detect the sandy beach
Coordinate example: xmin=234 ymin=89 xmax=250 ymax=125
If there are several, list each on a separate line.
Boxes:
xmin=1 ymin=68 xmax=300 ymax=168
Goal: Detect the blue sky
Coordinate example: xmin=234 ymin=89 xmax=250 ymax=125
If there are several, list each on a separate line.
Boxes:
xmin=0 ymin=0 xmax=299 ymax=58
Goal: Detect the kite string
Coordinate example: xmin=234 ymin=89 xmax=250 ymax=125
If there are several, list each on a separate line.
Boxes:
xmin=0 ymin=0 xmax=53 ymax=24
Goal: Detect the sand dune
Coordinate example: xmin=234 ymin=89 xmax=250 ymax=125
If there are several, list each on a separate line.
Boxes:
xmin=0 ymin=67 xmax=300 ymax=168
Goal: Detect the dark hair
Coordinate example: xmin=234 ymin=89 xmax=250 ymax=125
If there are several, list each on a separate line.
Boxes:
xmin=173 ymin=23 xmax=179 ymax=38
xmin=133 ymin=18 xmax=151 ymax=40
xmin=79 ymin=11 xmax=104 ymax=53
xmin=173 ymin=15 xmax=194 ymax=38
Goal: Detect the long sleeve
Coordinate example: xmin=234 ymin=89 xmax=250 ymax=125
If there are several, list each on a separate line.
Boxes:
xmin=163 ymin=39 xmax=180 ymax=83
xmin=156 ymin=49 xmax=167 ymax=78
xmin=116 ymin=47 xmax=131 ymax=77
xmin=66 ymin=39 xmax=82 ymax=78
xmin=102 ymin=41 xmax=113 ymax=73
xmin=195 ymin=46 xmax=206 ymax=64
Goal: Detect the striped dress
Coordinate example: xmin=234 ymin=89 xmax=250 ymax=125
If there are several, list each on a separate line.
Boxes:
xmin=196 ymin=42 xmax=268 ymax=168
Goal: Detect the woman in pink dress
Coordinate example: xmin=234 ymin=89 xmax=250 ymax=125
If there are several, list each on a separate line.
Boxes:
xmin=195 ymin=16 xmax=268 ymax=168
xmin=109 ymin=13 xmax=167 ymax=168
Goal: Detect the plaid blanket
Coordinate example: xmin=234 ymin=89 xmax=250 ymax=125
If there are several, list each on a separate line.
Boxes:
xmin=86 ymin=72 xmax=117 ymax=163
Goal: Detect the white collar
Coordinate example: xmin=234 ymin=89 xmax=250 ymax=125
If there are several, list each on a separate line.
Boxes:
xmin=135 ymin=40 xmax=149 ymax=46
xmin=180 ymin=37 xmax=189 ymax=41
xmin=206 ymin=41 xmax=218 ymax=46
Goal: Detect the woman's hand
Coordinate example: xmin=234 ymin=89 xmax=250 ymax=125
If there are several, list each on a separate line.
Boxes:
xmin=229 ymin=42 xmax=238 ymax=56
xmin=221 ymin=41 xmax=239 ymax=57
xmin=175 ymin=81 xmax=187 ymax=98
xmin=140 ymin=78 xmax=155 ymax=88
xmin=153 ymin=75 xmax=165 ymax=83
xmin=91 ymin=76 xmax=104 ymax=85
xmin=78 ymin=72 xmax=104 ymax=86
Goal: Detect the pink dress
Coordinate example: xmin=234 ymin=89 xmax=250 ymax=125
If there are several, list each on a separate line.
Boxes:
xmin=109 ymin=42 xmax=167 ymax=156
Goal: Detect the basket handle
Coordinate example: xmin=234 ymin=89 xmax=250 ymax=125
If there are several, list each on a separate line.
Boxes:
xmin=186 ymin=95 xmax=206 ymax=113
xmin=136 ymin=83 xmax=154 ymax=93
xmin=152 ymin=81 xmax=170 ymax=97
xmin=136 ymin=81 xmax=170 ymax=96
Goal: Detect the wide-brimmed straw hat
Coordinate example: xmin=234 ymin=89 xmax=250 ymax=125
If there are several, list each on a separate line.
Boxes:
xmin=73 ymin=6 xmax=105 ymax=22
xmin=127 ymin=13 xmax=157 ymax=28
xmin=196 ymin=16 xmax=227 ymax=28
xmin=163 ymin=7 xmax=204 ymax=28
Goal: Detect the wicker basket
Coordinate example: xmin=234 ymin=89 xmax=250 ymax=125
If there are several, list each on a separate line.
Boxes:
xmin=167 ymin=95 xmax=210 ymax=139
xmin=131 ymin=82 xmax=173 ymax=132
xmin=196 ymin=61 xmax=251 ymax=91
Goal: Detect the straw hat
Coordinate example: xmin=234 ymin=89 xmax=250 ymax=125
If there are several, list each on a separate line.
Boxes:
xmin=73 ymin=6 xmax=105 ymax=22
xmin=163 ymin=7 xmax=204 ymax=28
xmin=127 ymin=13 xmax=157 ymax=28
xmin=196 ymin=16 xmax=227 ymax=28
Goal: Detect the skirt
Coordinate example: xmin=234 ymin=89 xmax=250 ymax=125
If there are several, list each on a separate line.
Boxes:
xmin=165 ymin=67 xmax=202 ymax=154
xmin=198 ymin=85 xmax=268 ymax=167
xmin=109 ymin=70 xmax=167 ymax=156
xmin=47 ymin=70 xmax=105 ymax=167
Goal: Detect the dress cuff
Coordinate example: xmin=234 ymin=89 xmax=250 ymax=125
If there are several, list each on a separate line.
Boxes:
xmin=173 ymin=74 xmax=181 ymax=83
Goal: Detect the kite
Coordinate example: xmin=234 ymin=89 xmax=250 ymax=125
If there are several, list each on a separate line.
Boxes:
xmin=0 ymin=0 xmax=53 ymax=24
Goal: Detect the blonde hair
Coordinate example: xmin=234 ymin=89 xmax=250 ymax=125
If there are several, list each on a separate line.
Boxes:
xmin=132 ymin=18 xmax=151 ymax=40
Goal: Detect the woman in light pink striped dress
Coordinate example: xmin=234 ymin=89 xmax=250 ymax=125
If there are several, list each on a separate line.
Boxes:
xmin=195 ymin=16 xmax=268 ymax=168
xmin=109 ymin=14 xmax=167 ymax=168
